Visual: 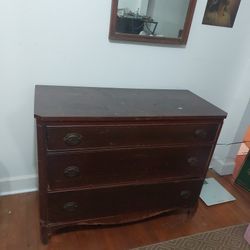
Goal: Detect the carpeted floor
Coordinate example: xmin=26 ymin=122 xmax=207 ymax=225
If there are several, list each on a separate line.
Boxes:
xmin=132 ymin=224 xmax=250 ymax=250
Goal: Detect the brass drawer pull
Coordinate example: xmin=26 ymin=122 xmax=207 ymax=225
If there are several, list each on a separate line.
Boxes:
xmin=63 ymin=202 xmax=78 ymax=212
xmin=64 ymin=166 xmax=80 ymax=178
xmin=187 ymin=157 xmax=198 ymax=167
xmin=64 ymin=133 xmax=82 ymax=146
xmin=180 ymin=190 xmax=192 ymax=199
xmin=194 ymin=129 xmax=207 ymax=139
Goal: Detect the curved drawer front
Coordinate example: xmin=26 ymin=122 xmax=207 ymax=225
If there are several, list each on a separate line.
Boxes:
xmin=47 ymin=146 xmax=212 ymax=190
xmin=46 ymin=123 xmax=219 ymax=150
xmin=48 ymin=179 xmax=203 ymax=223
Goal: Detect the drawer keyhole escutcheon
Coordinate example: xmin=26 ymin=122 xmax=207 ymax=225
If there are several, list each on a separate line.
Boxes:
xmin=194 ymin=129 xmax=207 ymax=139
xmin=180 ymin=190 xmax=192 ymax=199
xmin=64 ymin=133 xmax=82 ymax=146
xmin=64 ymin=166 xmax=80 ymax=178
xmin=63 ymin=202 xmax=78 ymax=212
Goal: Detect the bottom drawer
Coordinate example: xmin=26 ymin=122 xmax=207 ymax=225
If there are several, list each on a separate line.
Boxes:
xmin=48 ymin=179 xmax=203 ymax=223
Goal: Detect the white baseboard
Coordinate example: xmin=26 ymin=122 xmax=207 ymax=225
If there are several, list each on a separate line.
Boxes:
xmin=0 ymin=174 xmax=38 ymax=196
xmin=210 ymin=158 xmax=235 ymax=176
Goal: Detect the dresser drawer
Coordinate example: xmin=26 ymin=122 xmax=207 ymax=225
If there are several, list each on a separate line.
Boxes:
xmin=47 ymin=146 xmax=212 ymax=190
xmin=46 ymin=123 xmax=219 ymax=150
xmin=48 ymin=179 xmax=202 ymax=223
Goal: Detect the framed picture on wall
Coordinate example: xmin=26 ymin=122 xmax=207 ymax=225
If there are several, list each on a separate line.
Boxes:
xmin=202 ymin=0 xmax=241 ymax=28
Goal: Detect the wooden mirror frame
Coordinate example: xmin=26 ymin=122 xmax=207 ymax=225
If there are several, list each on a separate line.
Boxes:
xmin=109 ymin=0 xmax=197 ymax=45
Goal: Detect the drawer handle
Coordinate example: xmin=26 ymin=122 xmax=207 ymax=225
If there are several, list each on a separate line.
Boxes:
xmin=64 ymin=133 xmax=82 ymax=146
xmin=63 ymin=202 xmax=78 ymax=212
xmin=187 ymin=157 xmax=199 ymax=167
xmin=180 ymin=190 xmax=192 ymax=199
xmin=194 ymin=129 xmax=207 ymax=139
xmin=64 ymin=166 xmax=80 ymax=178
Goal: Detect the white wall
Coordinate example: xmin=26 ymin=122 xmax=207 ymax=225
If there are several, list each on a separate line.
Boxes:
xmin=0 ymin=0 xmax=249 ymax=194
xmin=211 ymin=36 xmax=250 ymax=175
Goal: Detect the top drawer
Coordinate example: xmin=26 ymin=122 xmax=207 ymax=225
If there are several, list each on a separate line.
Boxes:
xmin=46 ymin=123 xmax=220 ymax=150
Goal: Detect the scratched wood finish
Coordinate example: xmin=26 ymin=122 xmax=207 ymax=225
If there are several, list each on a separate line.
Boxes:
xmin=34 ymin=86 xmax=226 ymax=243
xmin=46 ymin=123 xmax=219 ymax=150
xmin=34 ymin=85 xmax=227 ymax=121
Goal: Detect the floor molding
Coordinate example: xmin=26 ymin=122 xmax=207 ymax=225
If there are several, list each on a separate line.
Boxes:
xmin=0 ymin=174 xmax=38 ymax=196
xmin=210 ymin=158 xmax=235 ymax=176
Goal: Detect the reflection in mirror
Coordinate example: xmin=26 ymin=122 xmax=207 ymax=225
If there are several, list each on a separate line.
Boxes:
xmin=117 ymin=0 xmax=189 ymax=38
xmin=109 ymin=0 xmax=197 ymax=45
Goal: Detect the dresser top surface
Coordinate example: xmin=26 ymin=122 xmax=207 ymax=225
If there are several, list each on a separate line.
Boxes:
xmin=34 ymin=85 xmax=227 ymax=121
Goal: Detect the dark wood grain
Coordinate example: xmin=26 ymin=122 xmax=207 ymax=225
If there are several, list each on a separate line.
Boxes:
xmin=47 ymin=145 xmax=212 ymax=190
xmin=47 ymin=179 xmax=202 ymax=223
xmin=46 ymin=122 xmax=219 ymax=150
xmin=34 ymin=85 xmax=227 ymax=121
xmin=36 ymin=123 xmax=50 ymax=244
xmin=34 ymin=85 xmax=226 ymax=244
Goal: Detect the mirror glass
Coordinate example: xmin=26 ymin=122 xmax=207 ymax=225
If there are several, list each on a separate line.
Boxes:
xmin=109 ymin=0 xmax=197 ymax=45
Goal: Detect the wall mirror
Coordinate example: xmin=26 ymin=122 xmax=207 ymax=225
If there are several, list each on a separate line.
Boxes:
xmin=109 ymin=0 xmax=197 ymax=45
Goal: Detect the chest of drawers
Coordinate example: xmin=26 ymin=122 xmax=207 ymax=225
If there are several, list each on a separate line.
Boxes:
xmin=34 ymin=85 xmax=227 ymax=243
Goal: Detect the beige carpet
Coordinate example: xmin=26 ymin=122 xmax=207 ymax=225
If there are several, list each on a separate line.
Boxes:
xmin=132 ymin=224 xmax=250 ymax=250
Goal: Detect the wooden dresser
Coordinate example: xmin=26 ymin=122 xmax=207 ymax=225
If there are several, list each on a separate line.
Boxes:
xmin=34 ymin=85 xmax=227 ymax=243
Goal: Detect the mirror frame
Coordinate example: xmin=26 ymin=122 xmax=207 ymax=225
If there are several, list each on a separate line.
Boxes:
xmin=109 ymin=0 xmax=197 ymax=45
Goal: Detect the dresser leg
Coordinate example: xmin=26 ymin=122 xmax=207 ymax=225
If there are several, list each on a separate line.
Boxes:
xmin=40 ymin=224 xmax=50 ymax=244
xmin=187 ymin=202 xmax=199 ymax=217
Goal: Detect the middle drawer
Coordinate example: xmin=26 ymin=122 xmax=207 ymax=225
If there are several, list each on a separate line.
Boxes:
xmin=47 ymin=145 xmax=212 ymax=190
